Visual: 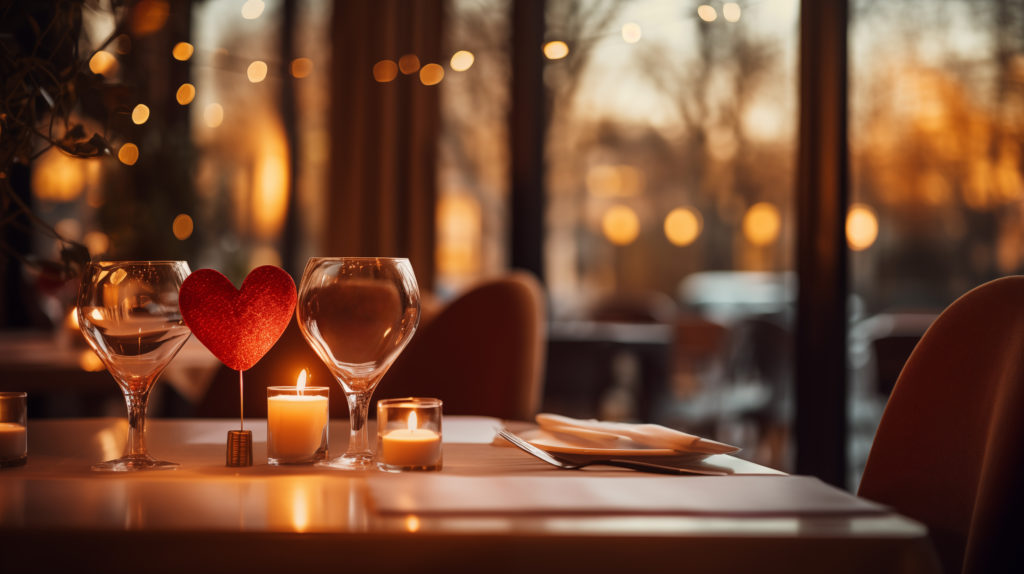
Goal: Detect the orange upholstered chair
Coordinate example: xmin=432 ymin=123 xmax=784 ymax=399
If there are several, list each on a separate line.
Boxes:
xmin=858 ymin=276 xmax=1024 ymax=574
xmin=373 ymin=271 xmax=546 ymax=420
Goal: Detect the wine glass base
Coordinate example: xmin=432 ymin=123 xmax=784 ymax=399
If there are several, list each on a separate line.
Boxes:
xmin=91 ymin=455 xmax=179 ymax=472
xmin=315 ymin=453 xmax=375 ymax=470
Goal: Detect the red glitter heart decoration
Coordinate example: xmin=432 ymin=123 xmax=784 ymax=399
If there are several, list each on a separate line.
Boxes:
xmin=179 ymin=265 xmax=297 ymax=371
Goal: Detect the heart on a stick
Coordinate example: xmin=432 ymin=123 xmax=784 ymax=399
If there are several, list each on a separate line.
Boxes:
xmin=179 ymin=266 xmax=296 ymax=371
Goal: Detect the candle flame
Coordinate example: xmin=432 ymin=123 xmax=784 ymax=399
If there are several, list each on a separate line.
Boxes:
xmin=407 ymin=410 xmax=418 ymax=430
xmin=296 ymin=369 xmax=307 ymax=394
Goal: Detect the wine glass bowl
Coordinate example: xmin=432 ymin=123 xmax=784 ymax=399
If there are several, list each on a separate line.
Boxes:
xmin=77 ymin=261 xmax=191 ymax=471
xmin=297 ymin=257 xmax=420 ymax=469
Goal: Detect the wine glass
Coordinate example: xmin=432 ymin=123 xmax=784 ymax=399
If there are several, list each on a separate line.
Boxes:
xmin=296 ymin=257 xmax=420 ymax=470
xmin=77 ymin=261 xmax=192 ymax=471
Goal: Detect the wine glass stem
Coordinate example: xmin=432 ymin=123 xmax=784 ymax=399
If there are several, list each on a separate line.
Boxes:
xmin=345 ymin=391 xmax=372 ymax=456
xmin=124 ymin=391 xmax=150 ymax=458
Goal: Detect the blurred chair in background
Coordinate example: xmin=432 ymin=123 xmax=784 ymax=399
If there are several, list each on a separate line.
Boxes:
xmin=374 ymin=271 xmax=546 ymax=421
xmin=858 ymin=276 xmax=1024 ymax=574
xmin=197 ymin=272 xmax=546 ymax=422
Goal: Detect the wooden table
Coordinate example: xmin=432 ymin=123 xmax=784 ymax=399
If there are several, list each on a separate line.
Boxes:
xmin=0 ymin=418 xmax=939 ymax=574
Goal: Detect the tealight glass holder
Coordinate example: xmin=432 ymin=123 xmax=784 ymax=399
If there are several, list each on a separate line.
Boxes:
xmin=267 ymin=386 xmax=330 ymax=465
xmin=0 ymin=392 xmax=28 ymax=468
xmin=376 ymin=397 xmax=443 ymax=472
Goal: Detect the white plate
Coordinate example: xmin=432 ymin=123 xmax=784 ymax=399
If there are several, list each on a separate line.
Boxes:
xmin=518 ymin=429 xmax=711 ymax=461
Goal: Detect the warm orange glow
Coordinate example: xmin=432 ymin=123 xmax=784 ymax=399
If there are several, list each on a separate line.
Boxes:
xmin=79 ymin=350 xmax=105 ymax=372
xmin=204 ymin=103 xmax=224 ymax=128
xmin=697 ymin=4 xmax=718 ymax=22
xmin=419 ymin=63 xmax=444 ymax=86
xmin=601 ymin=205 xmax=640 ymax=246
xmin=543 ymin=41 xmax=569 ymax=60
xmin=405 ymin=515 xmax=420 ymax=533
xmin=742 ymin=202 xmax=781 ymax=246
xmin=130 ymin=0 xmax=169 ymax=36
xmin=241 ymin=0 xmax=265 ymax=19
xmin=88 ymin=51 xmax=117 ymax=76
xmin=586 ymin=165 xmax=644 ymax=197
xmin=247 ymin=61 xmax=268 ymax=83
xmin=373 ymin=60 xmax=399 ymax=83
xmin=621 ymin=22 xmax=642 ymax=43
xmin=291 ymin=57 xmax=314 ymax=78
xmin=437 ymin=193 xmax=482 ymax=277
xmin=172 ymin=42 xmax=194 ymax=61
xmin=450 ymin=50 xmax=475 ymax=72
xmin=846 ymin=204 xmax=879 ymax=251
xmin=176 ymin=83 xmax=196 ymax=105
xmin=296 ymin=369 xmax=308 ymax=391
xmin=290 ymin=485 xmax=310 ymax=532
xmin=31 ymin=147 xmax=85 ymax=202
xmin=664 ymin=207 xmax=702 ymax=246
xmin=252 ymin=119 xmax=290 ymax=238
xmin=172 ymin=213 xmax=194 ymax=240
xmin=723 ymin=2 xmax=742 ymax=22
xmin=67 ymin=307 xmax=80 ymax=330
xmin=83 ymin=231 xmax=110 ymax=256
xmin=118 ymin=143 xmax=140 ymax=166
xmin=131 ymin=103 xmax=150 ymax=125
xmin=398 ymin=54 xmax=421 ymax=75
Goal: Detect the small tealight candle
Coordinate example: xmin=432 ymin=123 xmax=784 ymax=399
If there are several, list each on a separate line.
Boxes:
xmin=377 ymin=397 xmax=442 ymax=471
xmin=267 ymin=370 xmax=329 ymax=465
xmin=0 ymin=392 xmax=27 ymax=468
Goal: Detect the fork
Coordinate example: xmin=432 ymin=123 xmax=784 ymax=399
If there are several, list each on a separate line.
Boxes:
xmin=496 ymin=429 xmax=727 ymax=476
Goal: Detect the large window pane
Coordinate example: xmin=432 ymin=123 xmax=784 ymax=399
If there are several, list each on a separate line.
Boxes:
xmin=849 ymin=0 xmax=1024 ymax=484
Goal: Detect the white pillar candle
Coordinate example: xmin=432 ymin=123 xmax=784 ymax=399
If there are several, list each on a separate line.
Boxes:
xmin=267 ymin=371 xmax=329 ymax=463
xmin=0 ymin=422 xmax=27 ymax=459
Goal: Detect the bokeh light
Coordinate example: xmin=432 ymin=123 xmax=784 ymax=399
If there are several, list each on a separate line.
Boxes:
xmin=78 ymin=350 xmax=105 ymax=372
xmin=291 ymin=57 xmax=314 ymax=78
xmin=373 ymin=60 xmax=399 ymax=82
xmin=697 ymin=4 xmax=718 ymax=22
xmin=172 ymin=42 xmax=194 ymax=61
xmin=420 ymin=63 xmax=444 ymax=86
xmin=450 ymin=50 xmax=475 ymax=72
xmin=241 ymin=0 xmax=265 ymax=19
xmin=543 ymin=41 xmax=570 ymax=60
xmin=398 ymin=54 xmax=421 ymax=75
xmin=723 ymin=2 xmax=742 ymax=22
xmin=601 ymin=205 xmax=640 ymax=246
xmin=247 ymin=60 xmax=268 ymax=83
xmin=88 ymin=51 xmax=117 ymax=76
xmin=204 ymin=103 xmax=224 ymax=128
xmin=83 ymin=231 xmax=110 ymax=256
xmin=846 ymin=203 xmax=879 ymax=251
xmin=621 ymin=22 xmax=642 ymax=44
xmin=742 ymin=202 xmax=781 ymax=246
xmin=31 ymin=147 xmax=85 ymax=202
xmin=172 ymin=213 xmax=194 ymax=240
xmin=131 ymin=103 xmax=150 ymax=125
xmin=176 ymin=83 xmax=196 ymax=105
xmin=664 ymin=207 xmax=702 ymax=246
xmin=118 ymin=143 xmax=140 ymax=166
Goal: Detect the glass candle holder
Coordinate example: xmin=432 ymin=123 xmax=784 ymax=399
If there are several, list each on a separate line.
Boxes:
xmin=267 ymin=386 xmax=329 ymax=465
xmin=376 ymin=397 xmax=443 ymax=472
xmin=0 ymin=392 xmax=28 ymax=468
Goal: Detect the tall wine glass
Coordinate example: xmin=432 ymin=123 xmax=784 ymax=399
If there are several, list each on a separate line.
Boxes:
xmin=296 ymin=257 xmax=420 ymax=470
xmin=77 ymin=261 xmax=192 ymax=471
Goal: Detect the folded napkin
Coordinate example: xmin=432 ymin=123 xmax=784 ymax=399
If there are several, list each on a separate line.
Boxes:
xmin=535 ymin=413 xmax=740 ymax=455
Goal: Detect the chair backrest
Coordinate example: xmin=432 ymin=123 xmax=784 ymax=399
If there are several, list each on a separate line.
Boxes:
xmin=374 ymin=271 xmax=547 ymax=420
xmin=858 ymin=276 xmax=1024 ymax=574
xmin=197 ymin=272 xmax=546 ymax=422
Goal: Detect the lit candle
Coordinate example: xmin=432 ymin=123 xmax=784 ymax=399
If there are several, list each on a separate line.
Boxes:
xmin=381 ymin=411 xmax=442 ymax=467
xmin=267 ymin=370 xmax=329 ymax=463
xmin=0 ymin=422 xmax=27 ymax=461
